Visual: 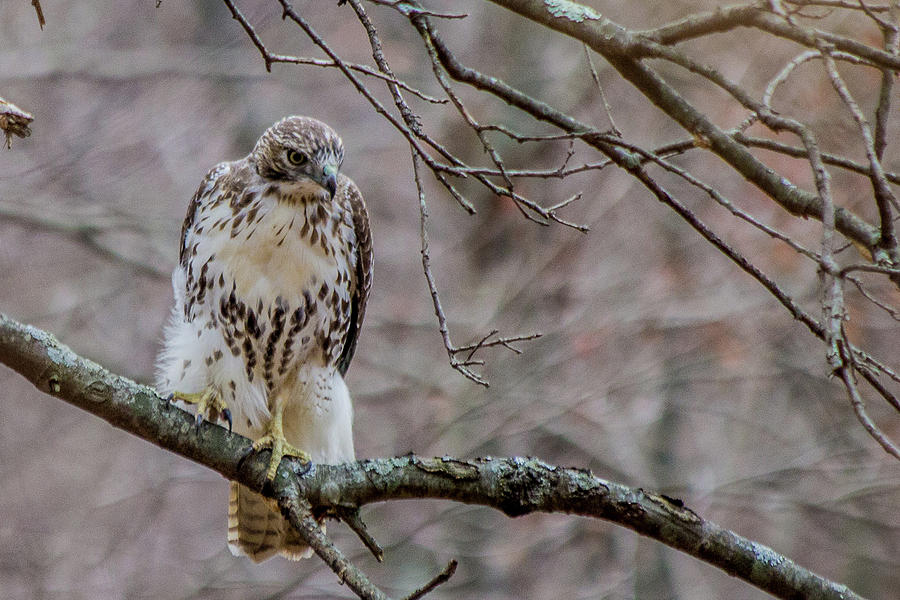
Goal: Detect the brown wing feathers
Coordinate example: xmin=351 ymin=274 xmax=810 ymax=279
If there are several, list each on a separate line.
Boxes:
xmin=337 ymin=180 xmax=372 ymax=376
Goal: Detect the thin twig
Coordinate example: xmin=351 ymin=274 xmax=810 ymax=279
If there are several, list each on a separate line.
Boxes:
xmin=786 ymin=0 xmax=892 ymax=10
xmin=221 ymin=0 xmax=274 ymax=71
xmin=411 ymin=149 xmax=487 ymax=385
xmin=410 ymin=14 xmax=590 ymax=229
xmin=277 ymin=497 xmax=390 ymax=600
xmin=457 ymin=331 xmax=543 ymax=358
xmin=368 ymin=0 xmax=467 ymax=19
xmin=837 ymin=338 xmax=900 ymax=458
xmin=335 ymin=506 xmax=385 ymax=562
xmin=271 ymin=54 xmax=447 ymax=103
xmin=872 ymin=21 xmax=898 ymax=160
xmin=32 ymin=0 xmax=45 ymax=29
xmin=346 ymin=0 xmax=423 ymax=134
xmin=220 ymin=0 xmax=444 ymax=102
xmin=819 ymin=43 xmax=898 ymax=250
xmin=847 ymin=275 xmax=900 ymax=321
xmin=839 ymin=263 xmax=900 ymax=277
xmin=582 ymin=44 xmax=620 ymax=136
xmin=403 ymin=560 xmax=458 ymax=600
xmin=856 ymin=0 xmax=896 ymax=30
xmin=605 ymin=137 xmax=825 ymax=264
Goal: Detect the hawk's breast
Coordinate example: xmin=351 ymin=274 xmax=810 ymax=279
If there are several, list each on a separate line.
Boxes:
xmin=186 ymin=185 xmax=356 ymax=394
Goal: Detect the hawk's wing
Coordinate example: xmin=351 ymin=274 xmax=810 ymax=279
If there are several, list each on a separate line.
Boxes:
xmin=179 ymin=162 xmax=230 ymax=267
xmin=337 ymin=178 xmax=372 ymax=376
xmin=178 ymin=160 xmax=255 ymax=267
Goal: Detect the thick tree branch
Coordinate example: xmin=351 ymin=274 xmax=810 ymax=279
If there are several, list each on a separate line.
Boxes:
xmin=0 ymin=313 xmax=866 ymax=600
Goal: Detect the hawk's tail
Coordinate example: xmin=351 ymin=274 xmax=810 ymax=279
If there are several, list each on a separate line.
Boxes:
xmin=227 ymin=482 xmax=317 ymax=562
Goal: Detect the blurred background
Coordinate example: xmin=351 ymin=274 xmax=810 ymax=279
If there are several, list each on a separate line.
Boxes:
xmin=1 ymin=1 xmax=899 ymax=598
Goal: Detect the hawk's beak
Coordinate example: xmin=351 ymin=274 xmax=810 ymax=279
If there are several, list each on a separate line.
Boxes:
xmin=322 ymin=164 xmax=338 ymax=199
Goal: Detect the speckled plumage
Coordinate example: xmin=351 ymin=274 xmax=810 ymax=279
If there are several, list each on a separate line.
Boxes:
xmin=156 ymin=116 xmax=372 ymax=562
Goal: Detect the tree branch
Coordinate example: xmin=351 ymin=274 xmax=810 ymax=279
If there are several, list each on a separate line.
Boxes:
xmin=0 ymin=312 xmax=867 ymax=600
xmin=484 ymin=0 xmax=886 ymax=256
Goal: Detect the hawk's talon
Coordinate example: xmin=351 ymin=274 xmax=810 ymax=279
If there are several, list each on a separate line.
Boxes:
xmin=250 ymin=407 xmax=311 ymax=482
xmin=252 ymin=433 xmax=311 ymax=483
xmin=170 ymin=388 xmax=231 ymax=430
xmin=291 ymin=459 xmax=314 ymax=477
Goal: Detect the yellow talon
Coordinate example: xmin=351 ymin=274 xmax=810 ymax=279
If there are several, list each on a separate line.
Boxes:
xmin=170 ymin=388 xmax=232 ymax=431
xmin=251 ymin=406 xmax=310 ymax=482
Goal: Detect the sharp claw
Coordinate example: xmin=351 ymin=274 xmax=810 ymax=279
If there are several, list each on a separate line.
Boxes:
xmin=171 ymin=388 xmax=232 ymax=432
xmin=292 ymin=459 xmax=314 ymax=477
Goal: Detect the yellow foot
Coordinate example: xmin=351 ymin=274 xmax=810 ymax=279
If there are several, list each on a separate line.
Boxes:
xmin=252 ymin=433 xmax=311 ymax=482
xmin=252 ymin=411 xmax=310 ymax=482
xmin=169 ymin=388 xmax=232 ymax=431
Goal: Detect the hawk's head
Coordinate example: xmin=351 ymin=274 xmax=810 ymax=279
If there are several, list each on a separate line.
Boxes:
xmin=251 ymin=116 xmax=345 ymax=200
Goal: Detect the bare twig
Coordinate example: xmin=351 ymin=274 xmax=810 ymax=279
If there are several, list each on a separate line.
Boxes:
xmin=872 ymin=3 xmax=899 ymax=159
xmin=367 ymin=0 xmax=468 ymax=20
xmin=32 ymin=0 xmax=45 ymax=29
xmin=837 ymin=338 xmax=900 ymax=458
xmin=277 ymin=498 xmax=389 ymax=600
xmin=364 ymin=7 xmax=588 ymax=228
xmin=219 ymin=0 xmax=444 ymax=103
xmin=221 ymin=0 xmax=273 ymax=71
xmin=611 ymin=139 xmax=824 ymax=264
xmin=787 ymin=0 xmax=892 ymax=10
xmin=582 ymin=44 xmax=620 ymax=136
xmin=412 ymin=150 xmax=487 ymax=385
xmin=847 ymin=276 xmax=900 ymax=321
xmin=403 ymin=560 xmax=458 ymax=600
xmin=819 ymin=43 xmax=898 ymax=249
xmin=345 ymin=0 xmax=424 ymax=135
xmin=335 ymin=506 xmax=385 ymax=562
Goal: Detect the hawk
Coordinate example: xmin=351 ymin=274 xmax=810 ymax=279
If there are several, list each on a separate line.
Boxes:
xmin=156 ymin=116 xmax=372 ymax=562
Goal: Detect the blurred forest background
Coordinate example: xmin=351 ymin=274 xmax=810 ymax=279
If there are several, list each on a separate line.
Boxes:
xmin=1 ymin=1 xmax=899 ymax=598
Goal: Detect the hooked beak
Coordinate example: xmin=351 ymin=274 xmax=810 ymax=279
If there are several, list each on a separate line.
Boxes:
xmin=322 ymin=164 xmax=338 ymax=199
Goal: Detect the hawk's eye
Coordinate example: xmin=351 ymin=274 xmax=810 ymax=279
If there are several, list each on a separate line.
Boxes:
xmin=286 ymin=150 xmax=308 ymax=166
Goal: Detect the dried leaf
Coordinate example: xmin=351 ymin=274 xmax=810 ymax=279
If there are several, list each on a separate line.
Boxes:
xmin=0 ymin=97 xmax=34 ymax=149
